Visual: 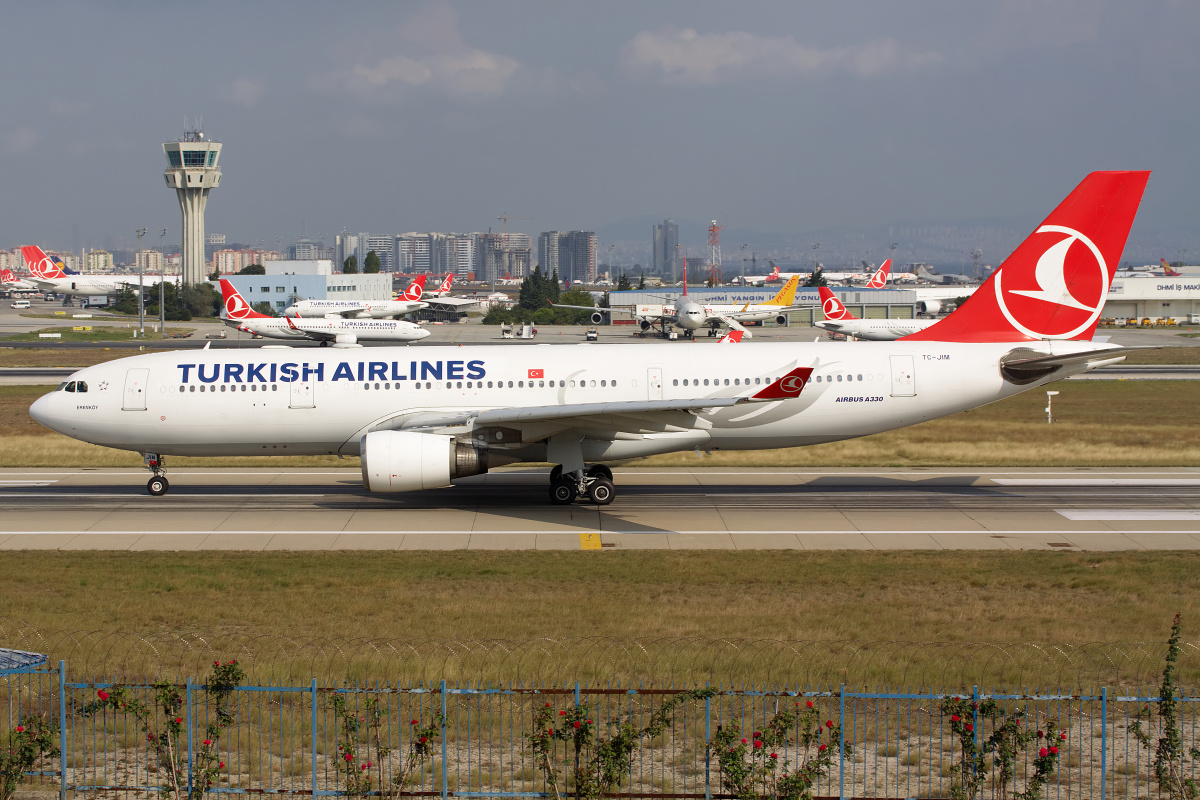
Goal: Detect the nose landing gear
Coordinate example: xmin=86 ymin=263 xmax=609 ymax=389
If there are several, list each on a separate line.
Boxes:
xmin=143 ymin=452 xmax=169 ymax=496
xmin=548 ymin=464 xmax=615 ymax=505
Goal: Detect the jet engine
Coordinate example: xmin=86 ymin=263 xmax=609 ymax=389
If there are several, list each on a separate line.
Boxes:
xmin=333 ymin=333 xmax=359 ymax=346
xmin=640 ymin=320 xmax=652 ymax=331
xmin=360 ymin=430 xmax=489 ymax=493
xmin=775 ymin=314 xmax=787 ymax=326
xmin=916 ymin=299 xmax=942 ymax=315
xmin=590 ymin=311 xmax=604 ymax=325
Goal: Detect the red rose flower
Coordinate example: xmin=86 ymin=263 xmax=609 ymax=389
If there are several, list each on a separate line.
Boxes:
xmin=818 ymin=744 xmax=827 ymax=752
xmin=1039 ymin=748 xmax=1048 ymax=758
xmin=219 ymin=762 xmax=225 ymax=769
xmin=754 ymin=740 xmax=763 ymax=749
xmin=753 ymin=731 xmax=762 ymax=738
xmin=203 ymin=740 xmax=212 ymax=746
xmin=365 ymin=762 xmax=370 ymax=768
xmin=411 ymin=719 xmax=419 ymax=725
xmin=1049 ymin=746 xmax=1058 ymax=755
xmin=419 ymin=736 xmax=428 ymax=744
xmin=586 ymin=719 xmax=592 ymax=724
xmin=175 ymin=717 xmax=183 ymax=724
xmin=965 ymin=724 xmax=973 ymax=732
xmin=15 ymin=726 xmax=23 ymax=733
xmin=97 ymin=690 xmax=109 ymax=700
xmin=950 ymin=715 xmax=960 ymax=722
xmin=214 ymin=661 xmax=220 ymax=667
xmin=741 ymin=738 xmax=748 ymax=744
xmin=544 ymin=702 xmax=551 ymax=708
xmin=547 ymin=729 xmax=554 ymax=735
xmin=806 ymin=700 xmax=813 ymax=708
xmin=770 ymin=752 xmax=778 ymax=759
xmin=1037 ymin=730 xmax=1044 ymax=738
xmin=1060 ymin=732 xmax=1067 ymax=740
xmin=345 ymin=753 xmax=354 ymax=761
xmin=573 ymin=721 xmax=581 ymax=729
xmin=825 ymin=720 xmax=833 ymax=729
xmin=559 ymin=710 xmax=566 ymax=716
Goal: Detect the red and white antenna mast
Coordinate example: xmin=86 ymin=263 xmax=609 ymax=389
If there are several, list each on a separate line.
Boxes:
xmin=708 ymin=220 xmax=726 ymax=286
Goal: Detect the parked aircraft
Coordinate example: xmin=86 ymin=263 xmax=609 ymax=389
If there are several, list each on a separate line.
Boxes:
xmin=284 ymin=275 xmax=427 ymax=318
xmin=740 ymin=265 xmax=781 ymax=286
xmin=428 ymin=274 xmax=455 ymax=296
xmin=1 ymin=269 xmax=39 ymax=292
xmin=21 ymin=245 xmax=167 ymax=296
xmin=29 ymin=171 xmax=1149 ymax=505
xmin=813 ymin=286 xmax=938 ymax=341
xmin=221 ymin=280 xmax=429 ymax=347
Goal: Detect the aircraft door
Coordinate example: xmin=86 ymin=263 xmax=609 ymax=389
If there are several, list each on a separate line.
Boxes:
xmin=889 ymin=355 xmax=916 ymax=397
xmin=122 ymin=368 xmax=149 ymax=410
xmin=647 ymin=368 xmax=663 ymax=401
xmin=290 ymin=379 xmax=316 ymax=409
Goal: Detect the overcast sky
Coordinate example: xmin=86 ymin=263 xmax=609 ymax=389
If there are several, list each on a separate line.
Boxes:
xmin=2 ymin=1 xmax=1197 ymax=259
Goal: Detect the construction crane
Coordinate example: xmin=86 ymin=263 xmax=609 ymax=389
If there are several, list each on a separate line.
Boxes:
xmin=496 ymin=213 xmax=531 ymax=245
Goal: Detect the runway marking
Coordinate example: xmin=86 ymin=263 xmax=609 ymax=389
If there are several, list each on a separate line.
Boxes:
xmin=579 ymin=533 xmax=602 ymax=550
xmin=0 ymin=481 xmax=57 ymax=487
xmin=0 ymin=492 xmax=328 ymax=499
xmin=994 ymin=479 xmax=1200 ymax=487
xmin=1058 ymin=510 xmax=1200 ymax=521
xmin=0 ymin=529 xmax=1195 ymax=536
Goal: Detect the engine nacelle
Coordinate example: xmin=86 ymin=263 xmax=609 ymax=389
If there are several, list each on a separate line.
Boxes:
xmin=916 ymin=299 xmax=942 ymax=315
xmin=639 ymin=319 xmax=652 ymax=331
xmin=775 ymin=314 xmax=787 ymax=326
xmin=590 ymin=311 xmax=604 ymax=325
xmin=334 ymin=333 xmax=358 ymax=345
xmin=360 ymin=431 xmax=488 ymax=493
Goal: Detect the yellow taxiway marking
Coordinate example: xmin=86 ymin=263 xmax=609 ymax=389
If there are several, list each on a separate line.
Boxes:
xmin=580 ymin=533 xmax=602 ymax=550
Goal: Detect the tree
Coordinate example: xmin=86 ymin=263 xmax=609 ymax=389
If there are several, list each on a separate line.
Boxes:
xmin=804 ymin=267 xmax=828 ymax=287
xmin=363 ymin=251 xmax=381 ymax=273
xmin=638 ymin=272 xmax=645 ymax=290
xmin=237 ymin=264 xmax=265 ymax=275
xmin=518 ymin=266 xmax=550 ymax=311
xmin=251 ymin=301 xmax=276 ymax=316
xmin=549 ymin=269 xmax=561 ymax=301
xmin=343 ymin=255 xmax=358 ymax=274
xmin=616 ymin=273 xmax=632 ymax=291
xmin=207 ymin=270 xmax=220 ymax=281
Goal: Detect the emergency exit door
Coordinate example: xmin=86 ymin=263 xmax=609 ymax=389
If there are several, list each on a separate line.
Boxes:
xmin=889 ymin=355 xmax=916 ymax=397
xmin=647 ymin=368 xmax=663 ymax=400
xmin=122 ymin=368 xmax=149 ymax=410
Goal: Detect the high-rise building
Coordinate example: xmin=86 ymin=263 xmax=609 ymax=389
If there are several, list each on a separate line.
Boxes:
xmin=163 ymin=127 xmax=222 ymax=285
xmin=136 ymin=249 xmax=164 ymax=273
xmin=84 ymin=250 xmax=114 ymax=273
xmin=538 ymin=231 xmax=562 ymax=276
xmin=538 ymin=231 xmax=596 ymax=283
xmin=475 ymin=232 xmax=531 ymax=284
xmin=653 ymin=219 xmax=679 ymax=281
xmin=364 ymin=235 xmax=396 ymax=272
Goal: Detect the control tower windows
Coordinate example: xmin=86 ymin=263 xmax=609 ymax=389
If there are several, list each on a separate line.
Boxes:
xmin=183 ymin=150 xmax=207 ymax=167
xmin=167 ymin=151 xmax=182 ymax=168
xmin=208 ymin=152 xmax=217 ymax=167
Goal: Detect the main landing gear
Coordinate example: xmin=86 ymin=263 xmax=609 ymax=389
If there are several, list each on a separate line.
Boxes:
xmin=143 ymin=452 xmax=169 ymax=496
xmin=548 ymin=464 xmax=615 ymax=506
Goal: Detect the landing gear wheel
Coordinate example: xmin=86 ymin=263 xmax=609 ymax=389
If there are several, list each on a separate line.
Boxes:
xmin=586 ymin=465 xmax=613 ymax=482
xmin=549 ymin=476 xmax=577 ymax=505
xmin=586 ymin=477 xmax=615 ymax=505
xmin=147 ymin=476 xmax=169 ymax=496
xmin=550 ymin=464 xmax=563 ymax=482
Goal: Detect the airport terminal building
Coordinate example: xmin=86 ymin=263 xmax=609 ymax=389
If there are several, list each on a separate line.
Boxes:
xmin=1103 ymin=277 xmax=1200 ymax=321
xmin=218 ymin=260 xmax=391 ymax=312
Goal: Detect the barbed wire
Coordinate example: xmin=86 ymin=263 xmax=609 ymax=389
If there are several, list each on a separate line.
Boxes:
xmin=1 ymin=618 xmax=1196 ymax=690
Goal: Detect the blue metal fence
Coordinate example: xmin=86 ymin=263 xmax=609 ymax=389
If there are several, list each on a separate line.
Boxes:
xmin=4 ymin=663 xmax=1197 ymax=799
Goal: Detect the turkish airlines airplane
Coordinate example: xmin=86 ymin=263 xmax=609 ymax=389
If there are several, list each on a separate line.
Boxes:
xmin=220 ymin=280 xmax=429 ymax=347
xmin=30 ymin=171 xmax=1148 ymax=505
xmin=284 ymin=275 xmax=428 ymax=318
xmin=21 ymin=246 xmax=166 ymax=296
xmin=428 ymin=274 xmax=455 ymax=296
xmin=1 ymin=268 xmax=39 ymax=292
xmin=814 ymin=286 xmax=938 ymax=341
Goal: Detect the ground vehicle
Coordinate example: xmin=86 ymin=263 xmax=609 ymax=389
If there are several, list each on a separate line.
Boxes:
xmin=204 ymin=331 xmax=227 ymax=340
xmin=585 ymin=329 xmax=599 ymax=341
xmin=10 ymin=299 xmax=31 ymax=309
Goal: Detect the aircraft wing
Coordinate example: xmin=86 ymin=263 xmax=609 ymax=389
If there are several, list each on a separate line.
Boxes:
xmin=371 ymin=368 xmax=813 ymax=437
xmin=998 ymin=346 xmax=1155 ymax=381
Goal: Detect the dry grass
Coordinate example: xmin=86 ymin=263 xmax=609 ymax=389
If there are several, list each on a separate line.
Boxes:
xmin=2 ymin=551 xmax=1200 ymax=687
xmin=2 ymin=380 xmax=1199 ymax=467
xmin=3 ymin=325 xmax=195 ymax=343
xmin=0 ymin=347 xmax=139 ymax=367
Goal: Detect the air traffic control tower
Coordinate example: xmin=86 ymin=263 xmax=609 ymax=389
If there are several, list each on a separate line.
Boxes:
xmin=163 ymin=128 xmax=222 ymax=285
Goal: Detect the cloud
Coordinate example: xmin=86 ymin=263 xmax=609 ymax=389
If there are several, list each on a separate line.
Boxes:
xmin=4 ymin=127 xmax=38 ymax=155
xmin=317 ymin=2 xmax=521 ymax=102
xmin=620 ymin=27 xmax=942 ymax=86
xmin=225 ymin=76 xmax=266 ymax=108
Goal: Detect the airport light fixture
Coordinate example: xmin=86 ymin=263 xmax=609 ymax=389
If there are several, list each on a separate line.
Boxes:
xmin=1046 ymin=390 xmax=1060 ymax=424
xmin=136 ymin=227 xmax=146 ymax=335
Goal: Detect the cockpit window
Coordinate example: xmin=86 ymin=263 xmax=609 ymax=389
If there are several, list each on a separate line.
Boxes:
xmin=64 ymin=382 xmax=76 ymax=393
xmin=75 ymin=381 xmax=88 ymax=393
xmin=55 ymin=382 xmax=67 ymax=391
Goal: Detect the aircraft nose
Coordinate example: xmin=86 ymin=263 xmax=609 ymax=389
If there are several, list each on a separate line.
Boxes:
xmin=29 ymin=393 xmax=50 ymax=426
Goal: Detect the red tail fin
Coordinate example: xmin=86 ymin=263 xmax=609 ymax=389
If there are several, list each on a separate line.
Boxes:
xmin=1 ymin=269 xmax=18 ymax=284
xmin=401 ymin=274 xmax=427 ymax=301
xmin=218 ymin=279 xmax=270 ymax=319
xmin=818 ymin=286 xmax=855 ymax=321
xmin=22 ymin=246 xmax=65 ymax=279
xmin=865 ymin=259 xmax=892 ymax=289
xmin=438 ymin=274 xmax=453 ymax=294
xmin=1161 ymin=258 xmax=1182 ymax=277
xmin=903 ymin=171 xmax=1149 ymax=343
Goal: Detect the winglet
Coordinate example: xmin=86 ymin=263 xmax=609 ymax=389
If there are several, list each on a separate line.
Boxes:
xmin=751 ymin=367 xmax=814 ymax=400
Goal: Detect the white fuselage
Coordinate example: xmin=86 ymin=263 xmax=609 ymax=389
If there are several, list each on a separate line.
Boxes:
xmin=29 ymin=339 xmax=1105 ymax=461
xmin=283 ymin=299 xmax=426 ymax=318
xmin=29 ymin=275 xmax=167 ymax=297
xmin=815 ymin=318 xmax=940 ymax=341
xmin=228 ymin=316 xmax=431 ymax=344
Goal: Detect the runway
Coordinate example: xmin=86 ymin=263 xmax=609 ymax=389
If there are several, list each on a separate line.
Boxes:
xmin=1 ymin=467 xmax=1198 ymax=551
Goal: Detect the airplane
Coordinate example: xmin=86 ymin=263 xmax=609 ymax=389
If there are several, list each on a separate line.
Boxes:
xmin=864 ymin=260 xmax=892 ymax=289
xmin=1 ymin=268 xmax=40 ymax=292
xmin=220 ymin=280 xmax=430 ymax=347
xmin=813 ymin=286 xmax=939 ymax=341
xmin=1161 ymin=259 xmax=1183 ymax=277
xmin=21 ymin=245 xmax=167 ymax=296
xmin=740 ymin=264 xmax=780 ymax=286
xmin=284 ymin=275 xmax=428 ymax=318
xmin=553 ymin=271 xmax=807 ymax=339
xmin=29 ymin=170 xmax=1150 ymax=506
xmin=428 ymin=274 xmax=455 ymax=297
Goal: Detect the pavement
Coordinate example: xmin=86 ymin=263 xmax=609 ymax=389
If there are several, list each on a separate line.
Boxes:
xmin=1 ymin=467 xmax=1198 ymax=551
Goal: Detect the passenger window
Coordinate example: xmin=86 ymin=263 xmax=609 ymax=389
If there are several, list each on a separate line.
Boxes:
xmin=858 ymin=374 xmax=863 ymax=381
xmin=241 ymin=385 xmax=247 ymax=392
xmin=733 ymin=379 xmax=739 ymax=386
xmin=673 ymin=379 xmax=679 ymax=386
xmin=837 ymin=375 xmax=843 ymax=382
xmin=189 ymin=386 xmax=196 ymax=392
xmin=589 ymin=380 xmax=596 ymax=387
xmin=703 ymin=379 xmax=709 ymax=386
xmin=221 ymin=385 xmax=227 ymax=392
xmin=600 ymin=380 xmax=606 ymax=387
xmin=272 ymin=385 xmax=278 ymax=391
xmin=538 ymin=381 xmax=544 ymax=388
xmin=755 ymin=378 xmax=761 ymax=385
xmin=724 ymin=379 xmax=729 ymax=386
xmin=612 ymin=380 xmax=617 ymax=387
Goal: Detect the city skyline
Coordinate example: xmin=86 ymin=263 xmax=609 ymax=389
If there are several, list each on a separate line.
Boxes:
xmin=2 ymin=2 xmax=1198 ymax=265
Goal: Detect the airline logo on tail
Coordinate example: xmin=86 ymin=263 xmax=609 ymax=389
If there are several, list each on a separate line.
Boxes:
xmin=766 ymin=264 xmax=780 ymax=282
xmin=219 ymin=279 xmax=270 ymax=320
xmin=1 ymin=269 xmax=21 ymax=285
xmin=400 ymin=275 xmax=427 ymax=302
xmin=717 ymin=330 xmax=743 ymax=343
xmin=903 ymin=171 xmax=1149 ymax=343
xmin=765 ymin=275 xmax=800 ymax=306
xmin=21 ymin=246 xmax=66 ymax=280
xmin=818 ymin=286 xmax=853 ymax=320
xmin=1162 ymin=259 xmax=1182 ymax=277
xmin=437 ymin=274 xmax=454 ymax=294
xmin=865 ymin=259 xmax=892 ymax=289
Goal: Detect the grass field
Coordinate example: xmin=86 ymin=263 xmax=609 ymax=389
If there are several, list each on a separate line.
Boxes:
xmin=1 ymin=381 xmax=1197 ymax=467
xmin=2 ymin=326 xmax=194 ymax=343
xmin=1 ymin=551 xmax=1197 ymax=688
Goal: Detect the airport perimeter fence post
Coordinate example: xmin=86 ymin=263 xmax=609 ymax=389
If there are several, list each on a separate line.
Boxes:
xmin=971 ymin=686 xmax=979 ymax=751
xmin=703 ymin=692 xmax=711 ymax=800
xmin=311 ymin=679 xmax=318 ymax=796
xmin=838 ymin=684 xmax=845 ymax=800
xmin=57 ymin=661 xmax=66 ymax=800
xmin=440 ymin=680 xmax=448 ymax=800
xmin=185 ymin=677 xmax=194 ymax=797
xmin=1101 ymin=686 xmax=1107 ymax=800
